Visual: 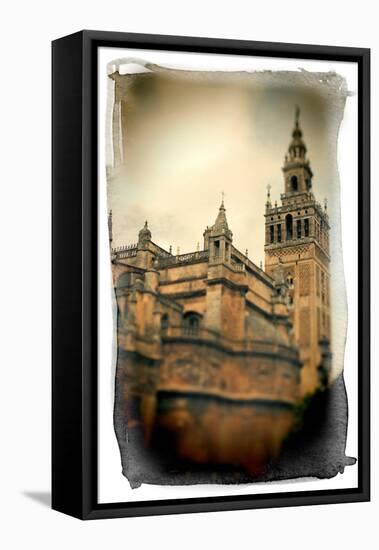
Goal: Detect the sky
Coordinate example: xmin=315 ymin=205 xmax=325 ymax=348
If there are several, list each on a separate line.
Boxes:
xmin=107 ymin=68 xmax=345 ymax=266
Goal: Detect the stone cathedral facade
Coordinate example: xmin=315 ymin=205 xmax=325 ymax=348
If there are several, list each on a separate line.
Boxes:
xmin=110 ymin=108 xmax=332 ymax=480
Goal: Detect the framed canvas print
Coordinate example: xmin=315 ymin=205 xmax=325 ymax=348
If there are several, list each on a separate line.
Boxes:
xmin=52 ymin=31 xmax=370 ymax=519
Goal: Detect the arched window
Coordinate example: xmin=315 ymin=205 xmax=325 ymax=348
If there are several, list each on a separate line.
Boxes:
xmin=269 ymin=225 xmax=274 ymax=243
xmin=290 ymin=175 xmax=298 ymax=192
xmin=285 ymin=214 xmax=293 ymax=240
xmin=183 ymin=312 xmax=201 ymax=335
xmin=161 ymin=313 xmax=169 ymax=332
xmin=304 ymin=218 xmax=309 ymax=237
xmin=214 ymin=240 xmax=220 ymax=256
xmin=296 ymin=219 xmax=302 ymax=239
xmin=286 ymin=275 xmax=294 ymax=288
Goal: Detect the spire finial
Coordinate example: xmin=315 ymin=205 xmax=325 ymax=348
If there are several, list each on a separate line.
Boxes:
xmin=287 ymin=105 xmax=306 ymax=160
xmin=266 ymin=184 xmax=272 ymax=210
xmin=144 ymin=220 xmax=148 ymax=228
xmin=324 ymin=198 xmax=328 ymax=211
xmin=221 ymin=190 xmax=225 ymax=208
xmin=295 ymin=105 xmax=300 ymax=126
xmin=108 ymin=210 xmax=113 ymax=243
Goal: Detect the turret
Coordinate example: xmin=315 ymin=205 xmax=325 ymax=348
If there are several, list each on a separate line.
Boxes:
xmin=206 ymin=196 xmax=233 ymax=265
xmin=138 ymin=220 xmax=152 ymax=249
xmin=136 ymin=221 xmax=155 ymax=269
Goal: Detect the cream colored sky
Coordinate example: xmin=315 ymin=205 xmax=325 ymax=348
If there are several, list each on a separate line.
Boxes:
xmin=108 ymin=69 xmax=344 ymax=270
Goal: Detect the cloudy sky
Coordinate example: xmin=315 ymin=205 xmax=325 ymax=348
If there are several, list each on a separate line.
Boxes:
xmin=108 ymin=68 xmax=344 ymax=263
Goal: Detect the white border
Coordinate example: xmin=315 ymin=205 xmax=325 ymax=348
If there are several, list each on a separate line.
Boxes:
xmin=98 ymin=47 xmax=358 ymax=503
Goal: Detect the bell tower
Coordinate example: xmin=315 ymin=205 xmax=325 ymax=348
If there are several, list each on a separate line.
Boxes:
xmin=264 ymin=107 xmax=331 ymax=396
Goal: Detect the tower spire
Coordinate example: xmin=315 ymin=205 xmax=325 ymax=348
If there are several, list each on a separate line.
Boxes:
xmin=288 ymin=105 xmax=306 ymax=159
xmin=295 ymin=105 xmax=300 ymax=127
xmin=212 ymin=195 xmax=232 ymax=239
xmin=281 ymin=105 xmax=313 ymax=195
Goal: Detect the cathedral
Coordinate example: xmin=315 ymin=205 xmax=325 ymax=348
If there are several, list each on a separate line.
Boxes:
xmin=110 ymin=108 xmax=332 ymax=482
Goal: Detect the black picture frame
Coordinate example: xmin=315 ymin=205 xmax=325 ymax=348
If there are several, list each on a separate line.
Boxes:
xmin=52 ymin=30 xmax=370 ymax=520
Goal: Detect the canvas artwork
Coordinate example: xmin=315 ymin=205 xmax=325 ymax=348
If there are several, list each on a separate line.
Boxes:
xmin=105 ymin=59 xmax=356 ymax=489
